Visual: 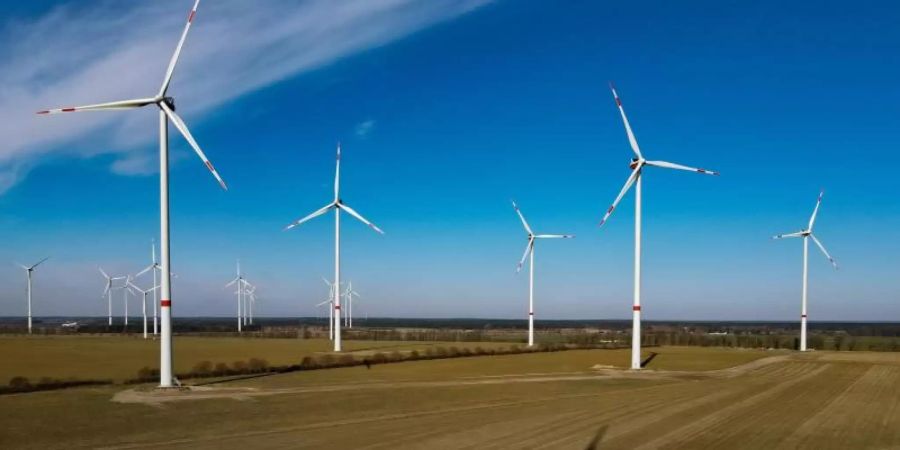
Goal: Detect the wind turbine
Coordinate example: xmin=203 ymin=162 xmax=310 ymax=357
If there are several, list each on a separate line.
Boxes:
xmin=36 ymin=0 xmax=225 ymax=388
xmin=16 ymin=257 xmax=49 ymax=334
xmin=98 ymin=267 xmax=122 ymax=326
xmin=342 ymin=282 xmax=360 ymax=328
xmin=320 ymin=277 xmax=338 ymax=340
xmin=284 ymin=143 xmax=384 ymax=352
xmin=127 ymin=279 xmax=159 ymax=340
xmin=773 ymin=190 xmax=838 ymax=351
xmin=225 ymin=260 xmax=245 ymax=332
xmin=135 ymin=239 xmax=171 ymax=336
xmin=598 ymin=83 xmax=719 ymax=370
xmin=245 ymin=284 xmax=257 ymax=325
xmin=511 ymin=201 xmax=573 ymax=347
xmin=115 ymin=275 xmax=136 ymax=328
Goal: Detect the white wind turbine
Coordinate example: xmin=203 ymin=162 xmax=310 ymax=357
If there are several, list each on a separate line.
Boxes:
xmin=16 ymin=257 xmax=49 ymax=334
xmin=511 ymin=201 xmax=573 ymax=347
xmin=127 ymin=279 xmax=159 ymax=340
xmin=284 ymin=144 xmax=384 ymax=352
xmin=598 ymin=83 xmax=719 ymax=370
xmin=773 ymin=191 xmax=838 ymax=351
xmin=36 ymin=0 xmax=224 ymax=388
xmin=318 ymin=278 xmax=338 ymax=340
xmin=115 ymin=275 xmax=136 ymax=328
xmin=98 ymin=267 xmax=118 ymax=326
xmin=245 ymin=284 xmax=257 ymax=325
xmin=225 ymin=260 xmax=246 ymax=333
xmin=342 ymin=282 xmax=361 ymax=328
xmin=135 ymin=240 xmax=161 ymax=335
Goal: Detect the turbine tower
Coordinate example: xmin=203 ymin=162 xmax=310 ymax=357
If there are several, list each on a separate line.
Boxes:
xmin=284 ymin=144 xmax=384 ymax=352
xmin=127 ymin=279 xmax=159 ymax=340
xmin=512 ymin=201 xmax=573 ymax=347
xmin=17 ymin=257 xmax=49 ymax=334
xmin=37 ymin=0 xmax=226 ymax=387
xmin=598 ymin=83 xmax=719 ymax=370
xmin=773 ymin=191 xmax=838 ymax=351
xmin=98 ymin=267 xmax=120 ymax=326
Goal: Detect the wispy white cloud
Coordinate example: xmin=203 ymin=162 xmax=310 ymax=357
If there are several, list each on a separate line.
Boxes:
xmin=354 ymin=119 xmax=376 ymax=138
xmin=0 ymin=0 xmax=491 ymax=191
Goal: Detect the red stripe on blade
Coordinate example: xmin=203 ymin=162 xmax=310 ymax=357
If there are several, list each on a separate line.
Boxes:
xmin=161 ymin=300 xmax=172 ymax=307
xmin=36 ymin=110 xmax=49 ymax=115
xmin=615 ymin=98 xmax=622 ymax=106
xmin=62 ymin=108 xmax=76 ymax=112
xmin=188 ymin=11 xmax=195 ymax=22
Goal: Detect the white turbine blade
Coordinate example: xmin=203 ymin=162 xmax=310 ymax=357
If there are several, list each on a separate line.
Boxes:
xmin=511 ymin=200 xmax=533 ymax=235
xmin=98 ymin=267 xmax=110 ymax=279
xmin=225 ymin=277 xmax=240 ymax=288
xmin=644 ymin=160 xmax=719 ymax=176
xmin=316 ymin=299 xmax=331 ymax=307
xmin=599 ymin=165 xmax=641 ymax=227
xmin=338 ymin=203 xmax=384 ymax=234
xmin=808 ymin=190 xmax=824 ymax=230
xmin=158 ymin=0 xmax=201 ymax=97
xmin=772 ymin=231 xmax=804 ymax=239
xmin=102 ymin=283 xmax=110 ymax=298
xmin=810 ymin=234 xmax=838 ymax=269
xmin=516 ymin=238 xmax=534 ymax=273
xmin=334 ymin=142 xmax=341 ymax=202
xmin=534 ymin=234 xmax=575 ymax=239
xmin=159 ymin=101 xmax=227 ymax=190
xmin=15 ymin=262 xmax=28 ymax=270
xmin=36 ymin=98 xmax=156 ymax=115
xmin=284 ymin=202 xmax=335 ymax=231
xmin=609 ymin=82 xmax=643 ymax=159
xmin=321 ymin=276 xmax=333 ymax=287
xmin=135 ymin=264 xmax=155 ymax=278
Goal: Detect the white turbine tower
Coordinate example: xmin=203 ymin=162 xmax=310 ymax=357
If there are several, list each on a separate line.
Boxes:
xmin=598 ymin=83 xmax=719 ymax=370
xmin=116 ymin=275 xmax=136 ymax=328
xmin=17 ymin=257 xmax=49 ymax=334
xmin=511 ymin=201 xmax=573 ymax=347
xmin=773 ymin=191 xmax=838 ymax=351
xmin=225 ymin=261 xmax=245 ymax=333
xmin=284 ymin=144 xmax=384 ymax=352
xmin=37 ymin=0 xmax=224 ymax=388
xmin=319 ymin=278 xmax=337 ymax=340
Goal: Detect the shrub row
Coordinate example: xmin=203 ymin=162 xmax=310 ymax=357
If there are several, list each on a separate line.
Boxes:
xmin=1 ymin=376 xmax=112 ymax=395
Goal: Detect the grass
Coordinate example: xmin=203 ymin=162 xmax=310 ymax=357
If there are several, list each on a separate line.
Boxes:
xmin=0 ymin=342 xmax=897 ymax=449
xmin=0 ymin=335 xmax=510 ymax=384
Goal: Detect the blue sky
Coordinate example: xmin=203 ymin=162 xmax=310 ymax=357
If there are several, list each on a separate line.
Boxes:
xmin=0 ymin=0 xmax=898 ymax=321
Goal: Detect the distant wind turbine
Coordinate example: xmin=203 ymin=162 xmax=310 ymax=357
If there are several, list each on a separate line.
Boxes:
xmin=225 ymin=260 xmax=246 ymax=333
xmin=36 ymin=0 xmax=225 ymax=388
xmin=98 ymin=267 xmax=123 ymax=327
xmin=284 ymin=143 xmax=384 ymax=352
xmin=512 ymin=201 xmax=573 ymax=347
xmin=773 ymin=190 xmax=838 ymax=351
xmin=127 ymin=279 xmax=159 ymax=340
xmin=598 ymin=83 xmax=719 ymax=370
xmin=16 ymin=257 xmax=49 ymax=334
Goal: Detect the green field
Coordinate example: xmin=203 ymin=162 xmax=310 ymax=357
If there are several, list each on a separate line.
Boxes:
xmin=1 ymin=338 xmax=898 ymax=449
xmin=0 ymin=335 xmax=511 ymax=384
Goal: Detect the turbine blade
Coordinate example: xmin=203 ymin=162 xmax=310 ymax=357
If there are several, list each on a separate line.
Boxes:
xmin=511 ymin=200 xmax=533 ymax=235
xmin=644 ymin=160 xmax=719 ymax=176
xmin=772 ymin=231 xmax=804 ymax=239
xmin=159 ymin=102 xmax=227 ymax=190
xmin=321 ymin=276 xmax=332 ymax=287
xmin=808 ymin=190 xmax=824 ymax=230
xmin=534 ymin=234 xmax=574 ymax=239
xmin=338 ymin=203 xmax=384 ymax=234
xmin=316 ymin=299 xmax=331 ymax=307
xmin=30 ymin=257 xmax=50 ymax=270
xmin=98 ymin=267 xmax=109 ymax=279
xmin=225 ymin=277 xmax=239 ymax=288
xmin=517 ymin=238 xmax=534 ymax=273
xmin=284 ymin=202 xmax=335 ymax=231
xmin=609 ymin=82 xmax=643 ymax=159
xmin=599 ymin=165 xmax=642 ymax=227
xmin=334 ymin=142 xmax=341 ymax=202
xmin=159 ymin=0 xmax=201 ymax=97
xmin=810 ymin=234 xmax=838 ymax=269
xmin=36 ymin=98 xmax=156 ymax=115
xmin=135 ymin=264 xmax=155 ymax=279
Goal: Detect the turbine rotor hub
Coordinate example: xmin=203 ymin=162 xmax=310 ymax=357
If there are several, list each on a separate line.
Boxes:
xmin=163 ymin=97 xmax=176 ymax=111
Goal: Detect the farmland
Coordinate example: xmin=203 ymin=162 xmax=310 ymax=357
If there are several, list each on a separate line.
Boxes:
xmin=1 ymin=340 xmax=898 ymax=449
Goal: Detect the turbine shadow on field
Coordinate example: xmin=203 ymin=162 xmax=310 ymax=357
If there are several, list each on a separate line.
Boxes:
xmin=640 ymin=352 xmax=659 ymax=368
xmin=584 ymin=425 xmax=608 ymax=449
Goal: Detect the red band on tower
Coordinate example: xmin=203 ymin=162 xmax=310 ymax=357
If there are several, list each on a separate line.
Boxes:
xmin=161 ymin=300 xmax=172 ymax=307
xmin=633 ymin=305 xmax=641 ymax=311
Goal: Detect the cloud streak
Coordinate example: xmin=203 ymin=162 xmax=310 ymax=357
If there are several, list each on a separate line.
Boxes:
xmin=0 ymin=0 xmax=490 ymax=191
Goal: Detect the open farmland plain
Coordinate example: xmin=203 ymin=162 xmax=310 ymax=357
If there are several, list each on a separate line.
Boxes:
xmin=1 ymin=344 xmax=898 ymax=449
